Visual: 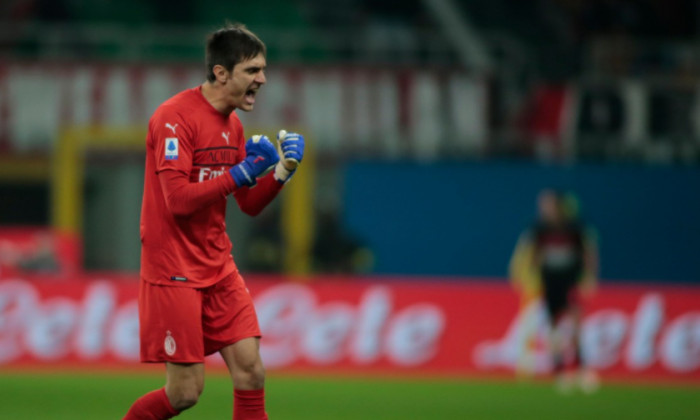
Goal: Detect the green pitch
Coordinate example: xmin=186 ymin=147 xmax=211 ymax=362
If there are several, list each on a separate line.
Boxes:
xmin=0 ymin=370 xmax=697 ymax=419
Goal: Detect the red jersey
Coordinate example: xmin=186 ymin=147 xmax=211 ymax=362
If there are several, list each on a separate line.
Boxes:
xmin=140 ymin=87 xmax=283 ymax=288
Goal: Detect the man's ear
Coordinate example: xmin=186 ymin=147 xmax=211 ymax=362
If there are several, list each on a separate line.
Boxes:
xmin=213 ymin=64 xmax=229 ymax=84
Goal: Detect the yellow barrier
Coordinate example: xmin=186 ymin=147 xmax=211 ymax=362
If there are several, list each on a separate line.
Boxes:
xmin=52 ymin=126 xmax=146 ymax=234
xmin=51 ymin=125 xmax=314 ymax=276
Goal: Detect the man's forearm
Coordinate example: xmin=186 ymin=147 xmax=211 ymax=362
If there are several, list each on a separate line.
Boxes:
xmin=233 ymin=171 xmax=284 ymax=216
xmin=159 ymin=170 xmax=236 ymax=216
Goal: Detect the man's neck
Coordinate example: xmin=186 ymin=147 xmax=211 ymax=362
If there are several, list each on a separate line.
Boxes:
xmin=200 ymin=82 xmax=234 ymax=115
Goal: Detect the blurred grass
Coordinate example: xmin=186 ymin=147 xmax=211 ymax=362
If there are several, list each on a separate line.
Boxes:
xmin=0 ymin=371 xmax=697 ymax=419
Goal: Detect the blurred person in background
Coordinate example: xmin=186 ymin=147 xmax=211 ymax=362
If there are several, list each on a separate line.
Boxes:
xmin=510 ymin=189 xmax=599 ymax=392
xmin=509 ymin=217 xmax=544 ymax=377
xmin=123 ymin=24 xmax=305 ymax=420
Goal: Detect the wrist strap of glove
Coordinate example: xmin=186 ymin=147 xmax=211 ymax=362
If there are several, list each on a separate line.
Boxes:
xmin=273 ymin=162 xmax=296 ymax=184
xmin=230 ymin=161 xmax=256 ymax=188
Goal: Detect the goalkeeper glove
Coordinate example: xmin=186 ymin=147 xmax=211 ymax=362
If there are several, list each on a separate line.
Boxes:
xmin=273 ymin=130 xmax=305 ymax=183
xmin=229 ymin=135 xmax=280 ymax=187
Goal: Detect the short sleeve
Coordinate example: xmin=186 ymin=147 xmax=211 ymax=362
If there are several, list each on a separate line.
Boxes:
xmin=150 ymin=107 xmax=195 ymax=175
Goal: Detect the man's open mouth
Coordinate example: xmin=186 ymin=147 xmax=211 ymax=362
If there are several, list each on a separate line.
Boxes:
xmin=245 ymin=88 xmax=257 ymax=104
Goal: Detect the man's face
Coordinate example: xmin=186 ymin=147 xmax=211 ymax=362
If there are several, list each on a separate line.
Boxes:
xmin=223 ymin=53 xmax=266 ymax=112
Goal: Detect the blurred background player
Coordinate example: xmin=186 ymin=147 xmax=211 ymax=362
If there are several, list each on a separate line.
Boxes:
xmin=123 ymin=24 xmax=305 ymax=419
xmin=510 ymin=189 xmax=599 ymax=392
xmin=509 ymin=217 xmax=544 ymax=377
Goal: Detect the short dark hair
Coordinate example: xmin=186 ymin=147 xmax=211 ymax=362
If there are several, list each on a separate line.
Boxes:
xmin=205 ymin=23 xmax=266 ymax=82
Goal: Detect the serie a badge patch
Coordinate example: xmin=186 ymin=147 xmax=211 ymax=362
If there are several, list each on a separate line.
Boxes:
xmin=165 ymin=138 xmax=179 ymax=160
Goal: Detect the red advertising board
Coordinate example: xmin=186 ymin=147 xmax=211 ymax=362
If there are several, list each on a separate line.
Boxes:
xmin=0 ymin=228 xmax=82 ymax=277
xmin=0 ymin=275 xmax=698 ymax=382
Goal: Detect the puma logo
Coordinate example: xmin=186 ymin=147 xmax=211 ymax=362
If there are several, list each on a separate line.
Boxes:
xmin=222 ymin=132 xmax=230 ymax=145
xmin=253 ymin=156 xmax=265 ymax=164
xmin=165 ymin=123 xmax=178 ymax=134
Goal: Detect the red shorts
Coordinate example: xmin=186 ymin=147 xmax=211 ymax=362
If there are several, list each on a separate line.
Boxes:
xmin=139 ymin=270 xmax=261 ymax=363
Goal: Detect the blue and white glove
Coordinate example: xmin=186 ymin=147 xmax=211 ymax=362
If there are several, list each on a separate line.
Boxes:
xmin=229 ymin=135 xmax=280 ymax=187
xmin=273 ymin=130 xmax=305 ymax=183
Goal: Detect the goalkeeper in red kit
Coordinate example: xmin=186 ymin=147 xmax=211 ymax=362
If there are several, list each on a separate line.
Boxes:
xmin=123 ymin=24 xmax=304 ymax=420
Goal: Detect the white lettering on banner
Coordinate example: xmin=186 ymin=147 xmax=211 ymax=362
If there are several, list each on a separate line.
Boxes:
xmin=350 ymin=288 xmax=392 ymax=363
xmin=660 ymin=313 xmax=700 ymax=372
xmin=386 ymin=304 xmax=445 ymax=365
xmin=301 ymin=303 xmax=355 ymax=364
xmin=626 ymin=294 xmax=664 ymax=370
xmin=255 ymin=284 xmax=315 ymax=367
xmin=255 ymin=284 xmax=446 ymax=368
xmin=472 ymin=301 xmax=552 ymax=372
xmin=76 ymin=282 xmax=116 ymax=358
xmin=0 ymin=281 xmax=39 ymax=362
xmin=26 ymin=298 xmax=78 ymax=359
xmin=473 ymin=293 xmax=700 ymax=374
xmin=0 ymin=279 xmax=697 ymax=376
xmin=0 ymin=280 xmax=139 ymax=362
xmin=581 ymin=311 xmax=628 ymax=369
xmin=109 ymin=301 xmax=140 ymax=361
